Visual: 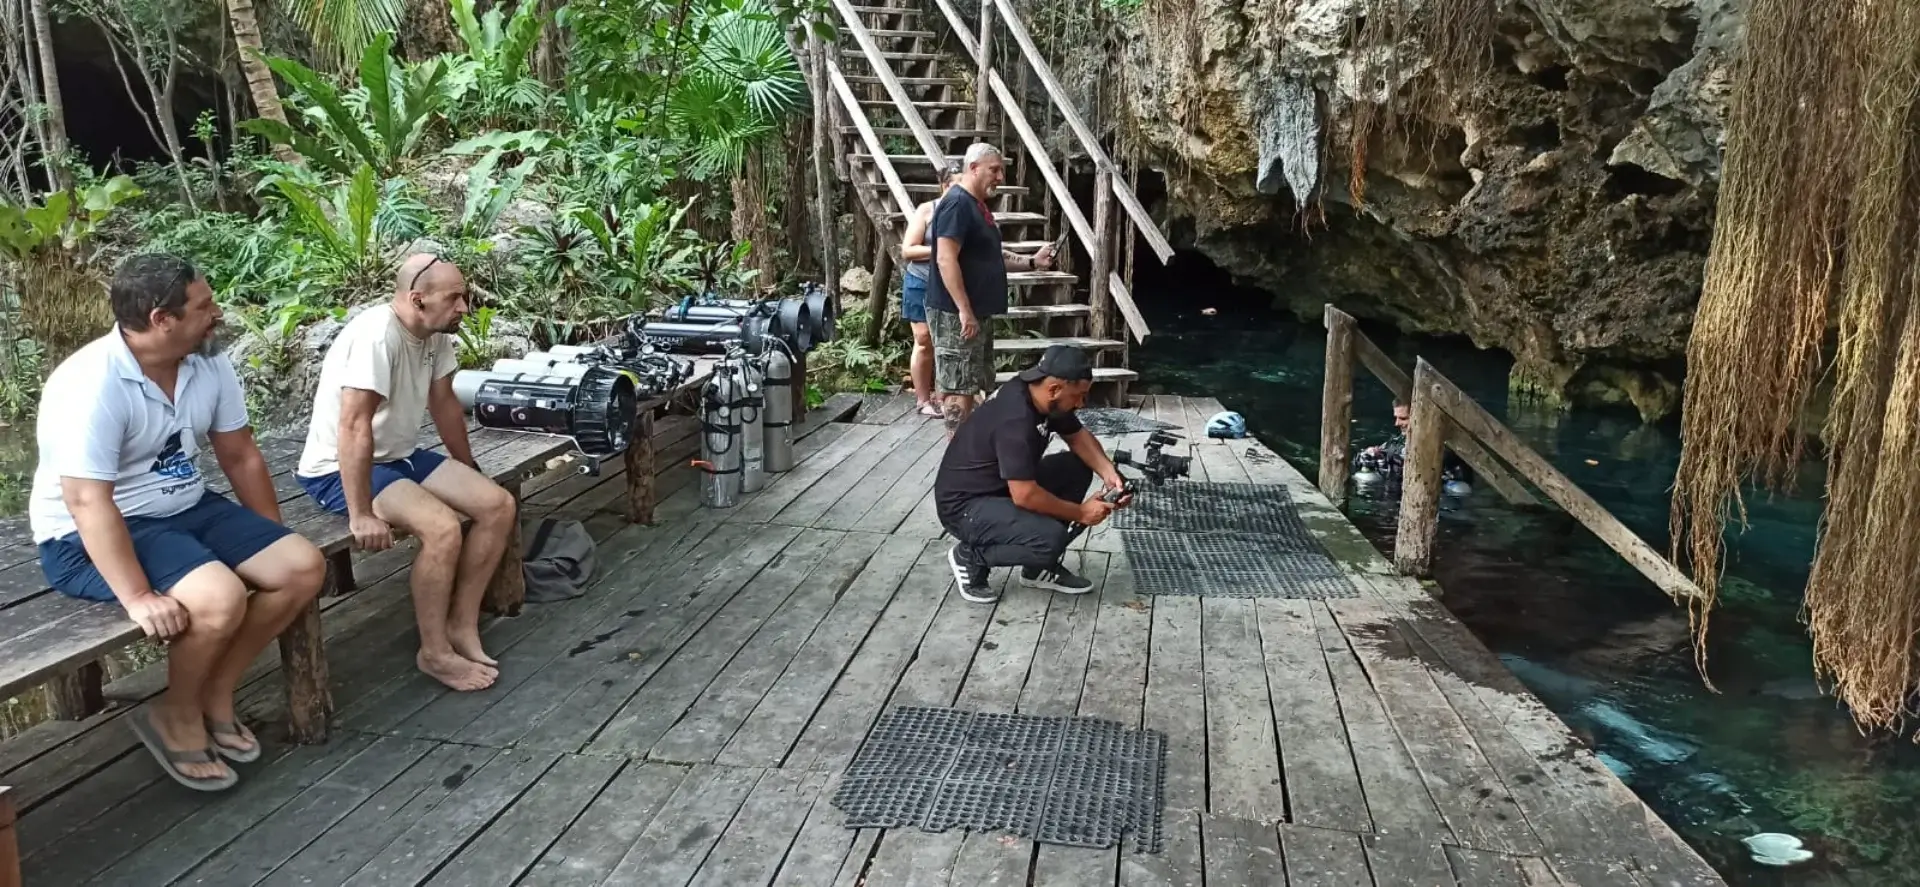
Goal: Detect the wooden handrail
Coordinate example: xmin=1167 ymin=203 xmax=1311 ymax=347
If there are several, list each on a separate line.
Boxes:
xmin=1323 ymin=307 xmax=1536 ymax=506
xmin=1389 ymin=356 xmax=1703 ymax=603
xmin=824 ymin=55 xmax=917 ymax=217
xmin=926 ymin=0 xmax=1152 ymax=343
xmin=981 ymin=0 xmax=1173 ymax=263
xmin=827 ymin=0 xmax=951 ymax=177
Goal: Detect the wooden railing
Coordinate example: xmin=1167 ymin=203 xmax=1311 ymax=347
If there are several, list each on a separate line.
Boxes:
xmin=1318 ymin=305 xmax=1703 ymax=603
xmin=926 ymin=0 xmax=1165 ymax=344
xmin=826 ymin=0 xmax=952 ymax=178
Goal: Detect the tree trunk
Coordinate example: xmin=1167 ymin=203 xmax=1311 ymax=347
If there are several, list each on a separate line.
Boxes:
xmin=225 ymin=0 xmax=299 ymax=165
xmin=27 ymin=0 xmax=66 ymax=188
xmin=730 ymin=147 xmax=777 ymax=289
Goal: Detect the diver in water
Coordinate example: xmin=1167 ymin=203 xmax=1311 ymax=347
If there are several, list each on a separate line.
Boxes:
xmin=1352 ymin=400 xmax=1474 ymax=496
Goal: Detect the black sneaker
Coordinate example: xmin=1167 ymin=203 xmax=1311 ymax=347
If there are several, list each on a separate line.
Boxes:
xmin=1020 ymin=563 xmax=1093 ymax=594
xmin=948 ymin=545 xmax=998 ymax=604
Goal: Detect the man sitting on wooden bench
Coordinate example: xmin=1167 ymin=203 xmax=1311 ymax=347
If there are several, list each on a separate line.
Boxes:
xmin=29 ymin=254 xmax=329 ymax=791
xmin=295 ymin=253 xmax=515 ymax=694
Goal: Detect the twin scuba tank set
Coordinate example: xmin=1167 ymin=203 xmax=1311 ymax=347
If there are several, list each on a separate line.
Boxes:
xmin=690 ymin=340 xmax=801 ymax=508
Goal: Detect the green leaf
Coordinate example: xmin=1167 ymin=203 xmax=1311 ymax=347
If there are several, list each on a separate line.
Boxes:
xmin=359 ymin=33 xmax=399 ymax=158
xmin=345 ymin=163 xmax=380 ymax=261
xmin=270 ymin=177 xmax=350 ymax=259
xmin=262 ymin=54 xmax=382 ymax=171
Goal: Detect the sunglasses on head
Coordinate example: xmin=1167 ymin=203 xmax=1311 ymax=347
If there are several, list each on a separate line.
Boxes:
xmin=408 ymin=255 xmax=444 ymax=291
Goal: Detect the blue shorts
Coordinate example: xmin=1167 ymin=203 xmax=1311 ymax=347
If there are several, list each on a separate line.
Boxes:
xmin=297 ymin=447 xmax=448 ymax=515
xmin=39 ymin=490 xmax=295 ymax=602
xmin=902 ymin=269 xmax=928 ymax=324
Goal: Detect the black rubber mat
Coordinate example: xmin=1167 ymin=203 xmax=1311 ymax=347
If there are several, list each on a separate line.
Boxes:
xmin=832 ymin=706 xmax=1168 ymax=853
xmin=1120 ymin=529 xmax=1359 ymax=599
xmin=1074 ymin=408 xmax=1178 ymax=437
xmin=1110 ymin=481 xmax=1322 ymax=550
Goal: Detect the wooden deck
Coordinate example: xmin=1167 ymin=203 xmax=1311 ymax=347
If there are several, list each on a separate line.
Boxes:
xmin=6 ymin=393 xmax=1724 ymax=886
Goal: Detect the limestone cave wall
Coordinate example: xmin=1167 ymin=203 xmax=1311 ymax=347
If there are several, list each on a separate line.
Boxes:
xmin=1019 ymin=0 xmax=1744 ymax=420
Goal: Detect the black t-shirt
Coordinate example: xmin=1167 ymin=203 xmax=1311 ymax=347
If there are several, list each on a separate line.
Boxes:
xmin=935 ymin=380 xmax=1084 ymax=519
xmin=924 ymin=186 xmax=1007 ymax=317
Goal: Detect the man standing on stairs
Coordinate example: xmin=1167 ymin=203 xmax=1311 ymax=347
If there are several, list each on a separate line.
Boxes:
xmin=925 ymin=142 xmax=1057 ymax=434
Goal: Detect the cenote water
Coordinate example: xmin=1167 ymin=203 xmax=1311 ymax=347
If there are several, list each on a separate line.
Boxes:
xmin=1130 ymin=255 xmax=1920 ymax=885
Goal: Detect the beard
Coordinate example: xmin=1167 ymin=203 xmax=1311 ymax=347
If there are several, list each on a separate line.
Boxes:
xmin=194 ymin=326 xmax=227 ymax=358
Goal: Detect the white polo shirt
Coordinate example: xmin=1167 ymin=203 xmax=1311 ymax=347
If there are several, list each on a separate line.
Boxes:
xmin=28 ymin=328 xmax=251 ymax=543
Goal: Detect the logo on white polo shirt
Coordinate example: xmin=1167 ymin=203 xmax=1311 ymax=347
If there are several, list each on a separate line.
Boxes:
xmin=151 ymin=429 xmax=198 ymax=483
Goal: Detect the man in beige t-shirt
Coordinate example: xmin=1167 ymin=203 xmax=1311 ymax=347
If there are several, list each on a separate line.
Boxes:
xmin=296 ymin=254 xmax=516 ymax=692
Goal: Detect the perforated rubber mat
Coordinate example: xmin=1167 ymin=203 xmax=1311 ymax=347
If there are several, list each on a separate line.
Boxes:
xmin=1074 ymin=408 xmax=1178 ymax=437
xmin=1110 ymin=481 xmax=1319 ymax=548
xmin=831 ymin=706 xmax=1168 ymax=853
xmin=1120 ymin=529 xmax=1358 ymax=598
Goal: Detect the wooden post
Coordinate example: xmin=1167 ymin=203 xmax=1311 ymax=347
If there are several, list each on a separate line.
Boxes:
xmin=1394 ymin=361 xmax=1445 ymax=576
xmin=791 ymin=349 xmax=810 ymax=419
xmin=279 ymin=593 xmax=332 ymax=744
xmin=482 ymin=481 xmax=526 ymax=617
xmin=807 ymin=19 xmax=840 ymax=293
xmin=46 ymin=662 xmax=103 ymax=721
xmin=624 ymin=408 xmax=658 ymax=524
xmin=865 ymin=241 xmax=893 ymax=346
xmin=1319 ymin=305 xmax=1355 ymax=503
xmin=974 ymin=0 xmax=994 ymax=133
xmin=327 ymin=549 xmax=356 ymax=595
xmin=1089 ymin=166 xmax=1114 ymax=343
xmin=0 ymin=785 xmax=18 ymax=887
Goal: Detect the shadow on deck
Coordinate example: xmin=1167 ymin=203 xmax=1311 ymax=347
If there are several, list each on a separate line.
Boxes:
xmin=4 ymin=393 xmax=1725 ymax=886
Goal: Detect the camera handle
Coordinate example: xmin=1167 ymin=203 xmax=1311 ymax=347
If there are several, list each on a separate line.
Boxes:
xmin=1063 ymin=478 xmax=1137 ymax=544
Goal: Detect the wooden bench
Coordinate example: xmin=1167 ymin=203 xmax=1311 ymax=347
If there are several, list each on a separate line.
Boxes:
xmin=0 ymin=785 xmax=16 ymax=887
xmin=0 ymin=420 xmax=575 ymax=746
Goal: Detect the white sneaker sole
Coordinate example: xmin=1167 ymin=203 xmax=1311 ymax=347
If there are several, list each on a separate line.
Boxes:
xmin=949 ymin=547 xmax=995 ymax=602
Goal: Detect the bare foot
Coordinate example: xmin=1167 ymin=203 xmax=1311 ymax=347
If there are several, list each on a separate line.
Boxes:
xmin=449 ymin=630 xmax=499 ymax=667
xmin=151 ymin=704 xmax=231 ymax=781
xmin=417 ymin=650 xmax=498 ymax=692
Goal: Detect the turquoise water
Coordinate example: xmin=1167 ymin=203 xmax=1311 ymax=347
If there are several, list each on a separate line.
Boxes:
xmin=1129 ymin=257 xmax=1920 ymax=885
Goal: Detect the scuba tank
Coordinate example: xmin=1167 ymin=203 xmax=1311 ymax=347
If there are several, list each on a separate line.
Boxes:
xmin=762 ymin=346 xmax=795 ymax=472
xmin=739 ymin=349 xmax=767 ymax=493
xmin=695 ymin=362 xmax=744 ymax=508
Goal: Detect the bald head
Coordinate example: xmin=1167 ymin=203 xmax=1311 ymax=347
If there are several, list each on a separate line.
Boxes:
xmin=394 ymin=253 xmax=470 ymax=335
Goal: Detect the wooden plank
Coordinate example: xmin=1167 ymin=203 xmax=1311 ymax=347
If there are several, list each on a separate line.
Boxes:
xmin=860 ymin=830 xmax=964 ymax=887
xmin=74 ymin=732 xmax=384 ymax=885
xmin=1142 ymin=595 xmax=1206 ymax=811
xmin=1361 ymin=832 xmax=1455 ymax=886
xmin=423 ymin=754 xmax=626 ymax=887
xmin=1199 ymin=814 xmax=1284 ymax=885
xmin=1325 ymin=596 xmax=1543 ymax=856
xmin=334 ymin=749 xmax=560 ymax=886
xmin=1075 ymin=551 xmax=1150 ymax=727
xmin=1447 ymin=845 xmax=1531 ymax=886
xmin=765 ymin=773 xmax=868 ymax=887
xmin=848 ymin=428 xmax=947 ymax=534
xmin=1255 ymin=599 xmax=1371 ymax=832
xmin=687 ymin=769 xmax=829 ymax=887
xmin=829 ymin=0 xmax=952 ymax=171
xmin=771 ymin=419 xmax=928 ymax=527
xmin=649 ymin=531 xmax=888 ymax=763
xmin=518 ymin=762 xmax=692 ymax=886
xmin=718 ymin=536 xmax=926 ymax=767
xmin=1202 ymin=596 xmax=1286 ymax=821
xmin=509 ymin=524 xmax=805 ymax=752
xmin=780 ymin=541 xmax=949 ymax=771
xmin=729 ymin=423 xmax=884 ymax=524
xmin=885 ymin=568 xmax=1001 ymax=709
xmin=815 ymin=421 xmax=945 ymax=531
xmin=1311 ymin=603 xmax=1455 ymax=843
xmin=954 ymin=573 xmax=1049 ymax=710
xmin=0 ymin=786 xmax=16 ymax=887
xmin=599 ymin=764 xmax=762 ymax=884
xmin=1118 ymin=807 xmax=1202 ymax=887
xmin=1019 ymin=552 xmax=1110 ymax=716
xmin=589 ymin=530 xmax=845 ymax=757
xmin=1181 ymin=397 xmax=1250 ymax=483
xmin=1278 ymin=823 xmax=1371 ymax=886
xmin=945 ymin=830 xmax=1030 ymax=886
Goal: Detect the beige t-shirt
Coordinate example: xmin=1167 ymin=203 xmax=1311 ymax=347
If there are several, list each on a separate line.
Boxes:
xmin=297 ymin=305 xmax=459 ymax=477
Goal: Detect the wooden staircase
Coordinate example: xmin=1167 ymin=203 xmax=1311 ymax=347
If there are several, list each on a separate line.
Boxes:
xmin=804 ymin=0 xmax=1175 ymax=404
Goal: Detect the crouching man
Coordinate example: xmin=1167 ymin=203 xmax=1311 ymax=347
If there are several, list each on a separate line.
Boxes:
xmin=31 ymin=254 xmax=328 ymax=791
xmin=934 ymin=345 xmax=1129 ymax=603
xmin=295 ymin=254 xmax=515 ymax=693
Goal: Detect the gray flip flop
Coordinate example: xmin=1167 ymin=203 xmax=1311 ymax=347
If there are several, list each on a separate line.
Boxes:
xmin=129 ymin=709 xmax=238 ymax=791
xmin=206 ymin=717 xmax=261 ymax=763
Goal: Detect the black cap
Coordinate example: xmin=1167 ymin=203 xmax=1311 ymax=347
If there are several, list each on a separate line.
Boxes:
xmin=1016 ymin=345 xmax=1094 ymax=383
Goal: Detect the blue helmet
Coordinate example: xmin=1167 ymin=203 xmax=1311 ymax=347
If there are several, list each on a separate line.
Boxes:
xmin=1206 ymin=411 xmax=1247 ymax=439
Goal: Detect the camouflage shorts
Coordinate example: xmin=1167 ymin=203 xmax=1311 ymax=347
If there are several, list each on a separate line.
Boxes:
xmin=927 ymin=308 xmax=995 ymax=396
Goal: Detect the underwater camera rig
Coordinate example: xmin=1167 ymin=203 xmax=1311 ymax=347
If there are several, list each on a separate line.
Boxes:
xmin=453 ymin=344 xmax=698 ymax=474
xmin=1064 ymin=431 xmax=1194 ymax=542
xmin=635 ymin=283 xmax=836 ymax=357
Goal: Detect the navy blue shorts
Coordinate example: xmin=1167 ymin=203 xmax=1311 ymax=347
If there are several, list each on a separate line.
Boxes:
xmin=39 ymin=490 xmax=295 ymax=602
xmin=902 ymin=270 xmax=929 ymax=324
xmin=297 ymin=447 xmax=448 ymax=515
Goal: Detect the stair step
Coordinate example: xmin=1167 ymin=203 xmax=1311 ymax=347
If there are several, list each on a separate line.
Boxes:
xmin=856 ymin=182 xmax=1030 ymax=196
xmin=840 ymin=126 xmax=993 ymax=138
xmin=844 ymin=75 xmax=964 ymax=86
xmin=1001 ymin=240 xmax=1057 ymax=252
xmin=876 ymin=209 xmax=1049 ymax=225
xmin=858 ymin=99 xmax=974 ymax=110
xmin=1007 ymin=271 xmax=1077 ymax=285
xmin=995 ymin=336 xmax=1127 ymax=353
xmin=852 ymin=152 xmax=963 ymax=165
xmin=851 ymin=4 xmax=920 ymax=13
xmin=997 ymin=366 xmax=1139 ymax=384
xmin=843 ymin=49 xmax=943 ymax=60
xmin=865 ymin=28 xmax=935 ymax=38
xmin=1004 ymin=304 xmax=1091 ymax=318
